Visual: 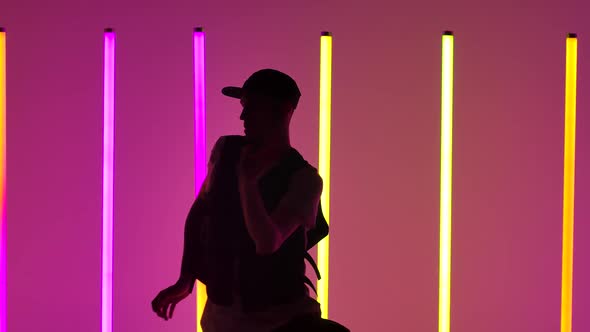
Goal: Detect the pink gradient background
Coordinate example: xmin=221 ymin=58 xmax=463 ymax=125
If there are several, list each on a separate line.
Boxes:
xmin=2 ymin=0 xmax=589 ymax=331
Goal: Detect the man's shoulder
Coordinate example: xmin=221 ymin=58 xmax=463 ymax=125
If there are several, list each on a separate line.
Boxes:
xmin=215 ymin=135 xmax=246 ymax=147
xmin=211 ymin=135 xmax=246 ymax=159
xmin=286 ymin=148 xmax=322 ymax=187
xmin=291 ymin=165 xmax=323 ymax=193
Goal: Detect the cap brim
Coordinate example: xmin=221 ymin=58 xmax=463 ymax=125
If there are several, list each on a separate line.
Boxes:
xmin=221 ymin=86 xmax=243 ymax=99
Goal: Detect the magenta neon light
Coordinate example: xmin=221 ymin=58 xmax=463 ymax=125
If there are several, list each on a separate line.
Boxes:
xmin=194 ymin=28 xmax=207 ymax=190
xmin=193 ymin=26 xmax=207 ymax=332
xmin=102 ymin=28 xmax=115 ymax=332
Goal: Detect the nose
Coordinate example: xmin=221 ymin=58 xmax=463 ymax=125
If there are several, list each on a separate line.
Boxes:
xmin=240 ymin=107 xmax=246 ymax=121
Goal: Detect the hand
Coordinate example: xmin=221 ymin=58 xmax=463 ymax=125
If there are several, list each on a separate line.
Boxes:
xmin=237 ymin=144 xmax=283 ymax=183
xmin=151 ymin=278 xmax=193 ymax=321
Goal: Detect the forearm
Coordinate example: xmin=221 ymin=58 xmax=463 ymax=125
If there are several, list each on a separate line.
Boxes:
xmin=239 ymin=180 xmax=280 ymax=255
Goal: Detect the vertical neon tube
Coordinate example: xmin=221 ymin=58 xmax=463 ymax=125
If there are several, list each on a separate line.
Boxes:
xmin=0 ymin=27 xmax=6 ymax=332
xmin=438 ymin=30 xmax=454 ymax=332
xmin=560 ymin=32 xmax=577 ymax=332
xmin=102 ymin=28 xmax=115 ymax=332
xmin=193 ymin=27 xmax=207 ymax=332
xmin=317 ymin=31 xmax=332 ymax=319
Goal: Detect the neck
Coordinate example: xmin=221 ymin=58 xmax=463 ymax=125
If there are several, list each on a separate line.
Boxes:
xmin=255 ymin=125 xmax=291 ymax=151
xmin=265 ymin=131 xmax=291 ymax=151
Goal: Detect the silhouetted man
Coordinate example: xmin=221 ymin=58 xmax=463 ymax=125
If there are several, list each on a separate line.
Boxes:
xmin=152 ymin=69 xmax=325 ymax=331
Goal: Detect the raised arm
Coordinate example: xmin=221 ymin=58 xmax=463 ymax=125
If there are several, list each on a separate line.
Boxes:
xmin=239 ymin=161 xmax=323 ymax=256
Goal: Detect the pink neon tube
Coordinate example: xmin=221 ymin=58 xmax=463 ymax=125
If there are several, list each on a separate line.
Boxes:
xmin=102 ymin=28 xmax=115 ymax=332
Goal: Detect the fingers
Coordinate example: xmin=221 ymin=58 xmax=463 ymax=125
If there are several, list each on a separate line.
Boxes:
xmin=169 ymin=302 xmax=177 ymax=319
xmin=158 ymin=303 xmax=171 ymax=320
xmin=151 ymin=293 xmax=162 ymax=313
xmin=152 ymin=291 xmax=172 ymax=320
xmin=151 ymin=293 xmax=162 ymax=315
xmin=152 ymin=288 xmax=186 ymax=321
xmin=239 ymin=146 xmax=256 ymax=165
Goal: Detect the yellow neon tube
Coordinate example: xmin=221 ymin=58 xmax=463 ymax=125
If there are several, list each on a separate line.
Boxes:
xmin=438 ymin=31 xmax=454 ymax=332
xmin=317 ymin=31 xmax=332 ymax=319
xmin=560 ymin=32 xmax=577 ymax=332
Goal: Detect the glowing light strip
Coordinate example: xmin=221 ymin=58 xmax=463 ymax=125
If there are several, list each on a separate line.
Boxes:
xmin=0 ymin=27 xmax=6 ymax=332
xmin=560 ymin=32 xmax=577 ymax=332
xmin=193 ymin=27 xmax=207 ymax=332
xmin=438 ymin=31 xmax=454 ymax=332
xmin=317 ymin=31 xmax=332 ymax=319
xmin=102 ymin=28 xmax=115 ymax=332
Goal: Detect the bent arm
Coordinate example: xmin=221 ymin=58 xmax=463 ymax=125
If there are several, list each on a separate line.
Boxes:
xmin=239 ymin=167 xmax=323 ymax=256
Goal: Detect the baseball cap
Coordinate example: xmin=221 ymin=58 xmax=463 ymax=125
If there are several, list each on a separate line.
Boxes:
xmin=221 ymin=69 xmax=301 ymax=108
